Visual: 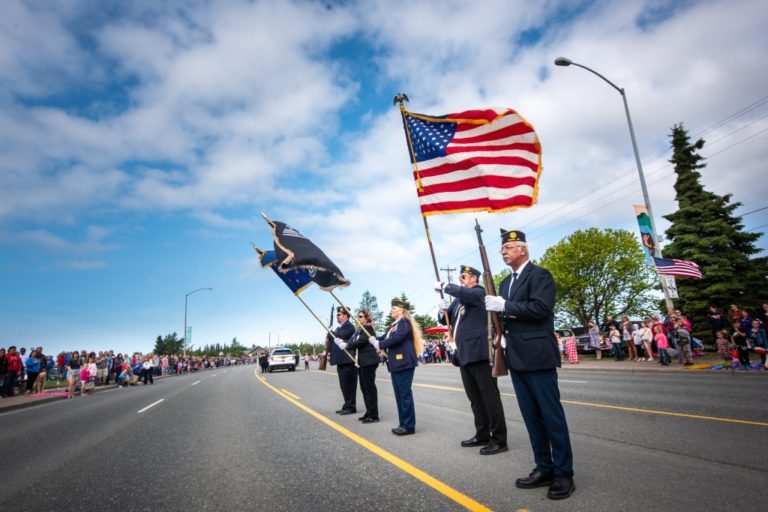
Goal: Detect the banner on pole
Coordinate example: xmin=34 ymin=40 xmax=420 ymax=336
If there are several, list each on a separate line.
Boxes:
xmin=664 ymin=276 xmax=678 ymax=299
xmin=634 ymin=204 xmax=657 ymax=266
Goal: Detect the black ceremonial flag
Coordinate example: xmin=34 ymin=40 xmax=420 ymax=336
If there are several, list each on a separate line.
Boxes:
xmin=270 ymin=220 xmax=351 ymax=291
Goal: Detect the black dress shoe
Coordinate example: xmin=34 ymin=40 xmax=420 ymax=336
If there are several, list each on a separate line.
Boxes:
xmin=515 ymin=469 xmax=554 ymax=489
xmin=361 ymin=416 xmax=379 ymax=423
xmin=358 ymin=414 xmax=369 ymax=421
xmin=460 ymin=436 xmax=490 ymax=447
xmin=338 ymin=409 xmax=356 ymax=415
xmin=335 ymin=408 xmax=346 ymax=414
xmin=391 ymin=427 xmax=415 ymax=436
xmin=547 ymin=476 xmax=575 ymax=500
xmin=479 ymin=440 xmax=509 ymax=455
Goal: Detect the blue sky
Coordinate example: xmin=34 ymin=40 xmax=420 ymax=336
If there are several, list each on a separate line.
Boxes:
xmin=2 ymin=0 xmax=767 ymax=356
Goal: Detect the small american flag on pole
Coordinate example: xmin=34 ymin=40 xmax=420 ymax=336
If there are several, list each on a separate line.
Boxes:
xmin=652 ymin=256 xmax=702 ymax=279
xmin=401 ymin=108 xmax=542 ymax=216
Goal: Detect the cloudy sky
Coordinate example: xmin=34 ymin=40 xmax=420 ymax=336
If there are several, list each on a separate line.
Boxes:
xmin=2 ymin=0 xmax=766 ymax=356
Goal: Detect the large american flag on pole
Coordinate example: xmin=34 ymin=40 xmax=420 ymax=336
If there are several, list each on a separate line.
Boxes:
xmin=401 ymin=108 xmax=542 ymax=216
xmin=652 ymin=256 xmax=702 ymax=279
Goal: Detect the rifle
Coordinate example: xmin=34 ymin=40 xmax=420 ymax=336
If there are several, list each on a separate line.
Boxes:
xmin=318 ymin=304 xmax=334 ymax=371
xmin=475 ymin=219 xmax=509 ymax=378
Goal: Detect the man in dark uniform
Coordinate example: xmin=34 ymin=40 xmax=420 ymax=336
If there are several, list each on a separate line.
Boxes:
xmin=330 ymin=306 xmax=357 ymax=414
xmin=484 ymin=230 xmax=575 ymax=500
xmin=435 ymin=265 xmax=508 ymax=455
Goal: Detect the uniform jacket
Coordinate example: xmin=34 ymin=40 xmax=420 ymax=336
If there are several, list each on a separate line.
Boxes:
xmin=439 ymin=283 xmax=490 ymax=365
xmin=378 ymin=318 xmax=418 ymax=373
xmin=329 ymin=320 xmax=356 ymax=366
xmin=347 ymin=323 xmax=380 ymax=367
xmin=498 ymin=262 xmax=560 ymax=372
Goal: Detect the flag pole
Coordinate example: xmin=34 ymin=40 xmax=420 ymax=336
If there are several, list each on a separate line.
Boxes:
xmin=294 ymin=294 xmax=358 ymax=367
xmin=329 ymin=290 xmax=375 ymax=339
xmin=395 ymin=93 xmax=453 ymax=337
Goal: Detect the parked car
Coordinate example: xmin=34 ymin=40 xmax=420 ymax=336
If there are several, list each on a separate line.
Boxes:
xmin=268 ymin=348 xmax=296 ymax=372
xmin=556 ymin=327 xmax=594 ymax=354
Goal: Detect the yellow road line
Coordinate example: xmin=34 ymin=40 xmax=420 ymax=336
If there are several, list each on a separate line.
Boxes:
xmin=311 ymin=369 xmax=768 ymax=427
xmin=281 ymin=389 xmax=301 ymax=400
xmin=560 ymin=399 xmax=768 ymax=427
xmin=254 ymin=369 xmax=492 ymax=512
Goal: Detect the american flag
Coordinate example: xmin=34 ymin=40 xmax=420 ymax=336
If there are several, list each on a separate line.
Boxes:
xmin=652 ymin=256 xmax=702 ymax=279
xmin=402 ymin=108 xmax=542 ymax=216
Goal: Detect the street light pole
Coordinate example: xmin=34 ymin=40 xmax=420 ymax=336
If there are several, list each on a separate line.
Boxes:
xmin=184 ymin=287 xmax=213 ymax=358
xmin=554 ymin=57 xmax=673 ymax=310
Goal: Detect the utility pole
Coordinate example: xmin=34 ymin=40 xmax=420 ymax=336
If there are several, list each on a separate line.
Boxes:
xmin=440 ymin=266 xmax=457 ymax=284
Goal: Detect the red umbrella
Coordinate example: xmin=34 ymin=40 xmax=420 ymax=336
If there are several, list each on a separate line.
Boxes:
xmin=423 ymin=326 xmax=449 ymax=334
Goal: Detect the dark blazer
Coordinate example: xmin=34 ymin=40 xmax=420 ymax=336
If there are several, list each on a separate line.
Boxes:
xmin=329 ymin=320 xmax=355 ymax=366
xmin=440 ymin=283 xmax=490 ymax=365
xmin=499 ymin=262 xmax=560 ymax=372
xmin=347 ymin=323 xmax=380 ymax=367
xmin=378 ymin=318 xmax=418 ymax=373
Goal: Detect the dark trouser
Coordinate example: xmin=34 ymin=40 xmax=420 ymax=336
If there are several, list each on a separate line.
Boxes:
xmin=2 ymin=372 xmax=18 ymax=396
xmin=391 ymin=368 xmax=415 ymax=430
xmin=141 ymin=368 xmax=154 ymax=384
xmin=337 ymin=363 xmax=358 ymax=411
xmin=460 ymin=361 xmax=506 ymax=444
xmin=510 ymin=368 xmax=573 ymax=477
xmin=658 ymin=348 xmax=670 ymax=364
xmin=26 ymin=371 xmax=40 ymax=392
xmin=612 ymin=342 xmax=624 ymax=360
xmin=358 ymin=364 xmax=379 ymax=418
xmin=736 ymin=346 xmax=750 ymax=367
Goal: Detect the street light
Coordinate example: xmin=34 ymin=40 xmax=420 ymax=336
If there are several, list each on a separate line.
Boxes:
xmin=554 ymin=56 xmax=673 ymax=310
xmin=268 ymin=328 xmax=283 ymax=350
xmin=184 ymin=287 xmax=213 ymax=357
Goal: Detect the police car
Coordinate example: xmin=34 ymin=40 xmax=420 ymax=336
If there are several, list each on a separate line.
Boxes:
xmin=267 ymin=348 xmax=296 ymax=372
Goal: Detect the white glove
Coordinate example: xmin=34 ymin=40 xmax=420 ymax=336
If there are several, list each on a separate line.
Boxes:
xmin=334 ymin=338 xmax=348 ymax=350
xmin=485 ymin=295 xmax=506 ymax=312
xmin=501 ymin=335 xmax=507 ymax=349
xmin=434 ymin=281 xmax=446 ymax=293
xmin=368 ymin=337 xmax=380 ymax=350
xmin=438 ymin=299 xmax=449 ymax=313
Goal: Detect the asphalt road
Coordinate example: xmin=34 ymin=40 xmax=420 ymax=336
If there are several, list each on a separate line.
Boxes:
xmin=1 ymin=364 xmax=766 ymax=512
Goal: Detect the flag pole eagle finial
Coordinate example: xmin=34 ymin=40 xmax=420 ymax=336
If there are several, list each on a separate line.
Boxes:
xmin=392 ymin=93 xmax=409 ymax=106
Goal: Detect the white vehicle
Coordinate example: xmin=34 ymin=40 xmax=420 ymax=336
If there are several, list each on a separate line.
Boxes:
xmin=268 ymin=348 xmax=296 ymax=372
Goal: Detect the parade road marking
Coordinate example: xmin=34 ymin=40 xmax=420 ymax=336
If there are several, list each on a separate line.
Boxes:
xmin=255 ymin=370 xmax=492 ymax=512
xmin=191 ymin=380 xmax=201 ymax=386
xmin=560 ymin=399 xmax=768 ymax=427
xmin=281 ymin=389 xmax=301 ymax=400
xmin=317 ymin=368 xmax=766 ymax=427
xmin=559 ymin=380 xmax=588 ymax=383
xmin=137 ymin=399 xmax=164 ymax=414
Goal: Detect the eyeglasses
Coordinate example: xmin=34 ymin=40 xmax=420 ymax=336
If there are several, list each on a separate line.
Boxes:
xmin=500 ymin=244 xmax=522 ymax=253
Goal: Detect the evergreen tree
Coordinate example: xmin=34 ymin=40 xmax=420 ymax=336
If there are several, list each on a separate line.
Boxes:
xmin=357 ymin=290 xmax=384 ymax=327
xmin=662 ymin=123 xmax=767 ymax=341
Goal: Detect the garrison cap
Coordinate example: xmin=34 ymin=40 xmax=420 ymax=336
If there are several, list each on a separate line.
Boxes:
xmin=460 ymin=265 xmax=481 ymax=277
xmin=391 ymin=298 xmax=410 ymax=309
xmin=336 ymin=306 xmax=351 ymax=316
xmin=500 ymin=229 xmax=526 ymax=244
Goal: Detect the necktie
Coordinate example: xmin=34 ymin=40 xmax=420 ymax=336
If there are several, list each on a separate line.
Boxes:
xmin=507 ymin=272 xmax=518 ymax=298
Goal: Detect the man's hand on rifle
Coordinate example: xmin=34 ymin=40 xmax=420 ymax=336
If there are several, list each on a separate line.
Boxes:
xmin=368 ymin=336 xmax=380 ymax=350
xmin=485 ymin=295 xmax=506 ymax=312
xmin=438 ymin=298 xmax=449 ymax=313
xmin=434 ymin=281 xmax=447 ymax=293
xmin=333 ymin=337 xmax=348 ymax=350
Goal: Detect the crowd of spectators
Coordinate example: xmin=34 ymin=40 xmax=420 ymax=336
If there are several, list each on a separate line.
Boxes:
xmin=577 ymin=303 xmax=768 ymax=370
xmin=0 ymin=348 xmax=253 ymax=399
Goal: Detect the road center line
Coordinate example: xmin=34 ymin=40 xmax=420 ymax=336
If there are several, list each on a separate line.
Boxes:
xmin=137 ymin=399 xmax=164 ymax=414
xmin=281 ymin=389 xmax=301 ymax=400
xmin=254 ymin=370 xmax=492 ymax=512
xmin=314 ymin=368 xmax=766 ymax=427
xmin=191 ymin=380 xmax=201 ymax=386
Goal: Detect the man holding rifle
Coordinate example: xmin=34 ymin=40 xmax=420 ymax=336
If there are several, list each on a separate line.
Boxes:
xmin=435 ymin=265 xmax=508 ymax=455
xmin=484 ymin=230 xmax=575 ymax=500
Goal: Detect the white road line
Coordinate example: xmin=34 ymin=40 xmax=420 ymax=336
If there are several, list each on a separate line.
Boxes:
xmin=559 ymin=379 xmax=588 ymax=383
xmin=210 ymin=374 xmax=217 ymax=377
xmin=191 ymin=380 xmax=201 ymax=386
xmin=137 ymin=399 xmax=164 ymax=414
